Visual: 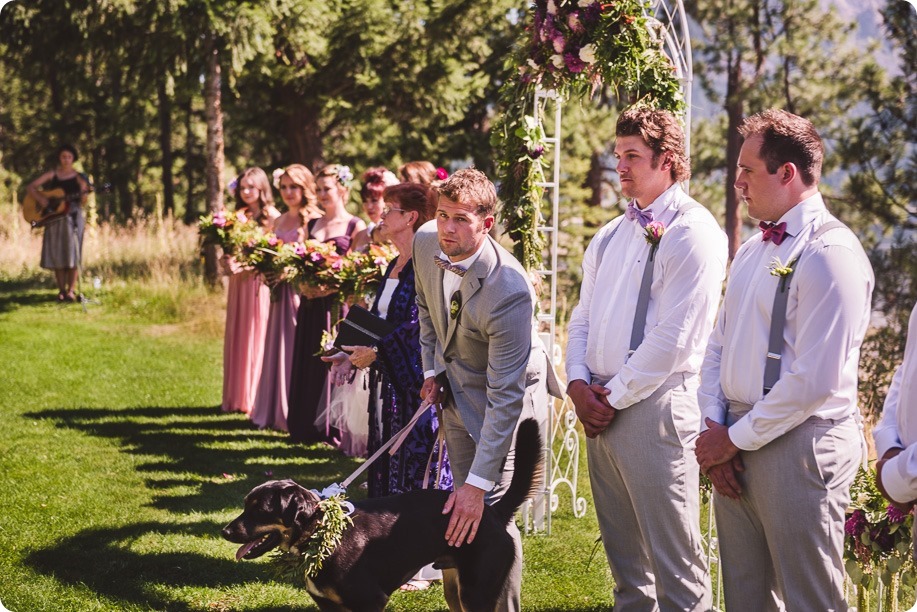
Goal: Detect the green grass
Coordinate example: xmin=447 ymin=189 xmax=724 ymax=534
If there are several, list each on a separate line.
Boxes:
xmin=0 ymin=279 xmax=615 ymax=611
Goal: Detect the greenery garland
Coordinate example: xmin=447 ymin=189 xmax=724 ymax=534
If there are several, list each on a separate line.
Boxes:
xmin=269 ymin=495 xmax=353 ymax=583
xmin=492 ymin=0 xmax=686 ymax=271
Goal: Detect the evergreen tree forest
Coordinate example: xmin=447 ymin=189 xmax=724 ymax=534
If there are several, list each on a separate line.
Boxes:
xmin=0 ymin=1 xmax=914 ymax=418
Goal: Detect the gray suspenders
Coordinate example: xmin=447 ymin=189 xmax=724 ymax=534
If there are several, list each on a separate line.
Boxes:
xmin=595 ymin=200 xmax=702 ymax=360
xmin=763 ymin=219 xmax=848 ymax=394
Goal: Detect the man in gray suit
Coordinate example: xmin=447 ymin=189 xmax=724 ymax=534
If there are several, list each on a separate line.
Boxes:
xmin=414 ymin=168 xmax=555 ymax=611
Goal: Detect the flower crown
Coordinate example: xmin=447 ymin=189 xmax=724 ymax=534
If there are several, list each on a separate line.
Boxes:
xmin=321 ymin=164 xmax=353 ymax=187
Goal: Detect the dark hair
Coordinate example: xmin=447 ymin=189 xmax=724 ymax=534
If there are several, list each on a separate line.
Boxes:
xmin=434 ymin=168 xmax=498 ymax=217
xmin=360 ymin=167 xmax=389 ymax=201
xmin=738 ymin=109 xmax=823 ymax=187
xmin=56 ymin=143 xmax=78 ymax=163
xmin=615 ymin=106 xmax=690 ymax=182
xmin=398 ymin=161 xmax=437 ymax=186
xmin=383 ymin=183 xmax=434 ymax=231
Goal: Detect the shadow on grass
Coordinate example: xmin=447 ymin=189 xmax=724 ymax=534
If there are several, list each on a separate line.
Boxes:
xmin=24 ymin=520 xmax=314 ymax=611
xmin=0 ymin=278 xmax=59 ymax=312
xmin=25 ymin=405 xmax=365 ymax=514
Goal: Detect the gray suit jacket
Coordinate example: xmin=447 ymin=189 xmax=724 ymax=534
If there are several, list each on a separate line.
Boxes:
xmin=414 ymin=221 xmax=556 ymax=482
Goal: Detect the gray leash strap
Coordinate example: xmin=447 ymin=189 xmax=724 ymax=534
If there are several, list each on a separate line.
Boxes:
xmin=763 ymin=219 xmax=847 ymax=394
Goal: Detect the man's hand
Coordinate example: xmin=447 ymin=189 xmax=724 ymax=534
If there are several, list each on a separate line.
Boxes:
xmin=876 ymin=447 xmax=915 ymax=513
xmin=420 ymin=376 xmax=444 ymax=404
xmin=706 ymin=456 xmax=745 ymax=500
xmin=695 ymin=418 xmax=740 ymax=472
xmin=567 ymin=379 xmax=615 ymax=438
xmin=442 ymin=483 xmax=486 ymax=547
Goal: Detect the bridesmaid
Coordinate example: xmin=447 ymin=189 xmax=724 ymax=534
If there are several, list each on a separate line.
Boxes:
xmin=250 ymin=164 xmax=321 ymax=431
xmin=221 ymin=167 xmax=280 ymax=414
xmin=287 ymin=164 xmax=365 ymax=443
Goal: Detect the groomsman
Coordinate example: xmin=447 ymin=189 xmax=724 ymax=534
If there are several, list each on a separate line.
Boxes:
xmin=566 ymin=106 xmax=726 ymax=610
xmin=873 ymin=303 xmax=917 ymax=520
xmin=695 ymin=109 xmax=874 ymax=609
xmin=414 ymin=168 xmax=559 ymax=611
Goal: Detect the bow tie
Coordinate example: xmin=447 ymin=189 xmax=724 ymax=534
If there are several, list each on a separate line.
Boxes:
xmin=624 ymin=201 xmax=654 ymax=228
xmin=434 ymin=255 xmax=467 ymax=277
xmin=759 ymin=221 xmax=788 ymax=245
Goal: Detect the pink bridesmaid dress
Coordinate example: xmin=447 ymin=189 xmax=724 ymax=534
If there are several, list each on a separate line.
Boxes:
xmin=221 ymin=268 xmax=271 ymax=414
xmin=249 ymin=227 xmax=302 ymax=431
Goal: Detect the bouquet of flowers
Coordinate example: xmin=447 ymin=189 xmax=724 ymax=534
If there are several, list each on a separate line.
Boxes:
xmin=844 ymin=465 xmax=915 ymax=610
xmin=284 ymin=239 xmax=347 ymax=293
xmin=198 ymin=209 xmax=253 ymax=254
xmin=337 ymin=243 xmax=399 ymax=304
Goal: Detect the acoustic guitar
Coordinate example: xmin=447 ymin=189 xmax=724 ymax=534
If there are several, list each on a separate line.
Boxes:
xmin=21 ymin=180 xmax=110 ymax=227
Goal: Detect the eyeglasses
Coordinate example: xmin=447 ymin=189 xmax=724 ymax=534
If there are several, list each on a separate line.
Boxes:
xmin=381 ymin=206 xmax=406 ymax=217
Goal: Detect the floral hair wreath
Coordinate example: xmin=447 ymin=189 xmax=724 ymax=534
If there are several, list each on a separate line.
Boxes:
xmin=272 ymin=167 xmax=285 ymax=190
xmin=336 ymin=165 xmax=354 ymax=187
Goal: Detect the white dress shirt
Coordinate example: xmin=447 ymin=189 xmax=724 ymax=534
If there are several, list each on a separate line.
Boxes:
xmin=873 ymin=304 xmax=917 ymax=504
xmin=566 ymin=184 xmax=727 ymax=409
xmin=698 ymin=193 xmax=874 ymax=451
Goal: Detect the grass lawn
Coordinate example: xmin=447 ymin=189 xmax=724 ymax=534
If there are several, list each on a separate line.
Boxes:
xmin=0 ymin=278 xmax=615 ymax=611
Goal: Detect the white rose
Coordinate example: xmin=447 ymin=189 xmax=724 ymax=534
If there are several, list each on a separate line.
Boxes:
xmin=579 ymin=44 xmax=597 ymax=64
xmin=547 ymin=0 xmax=557 ymax=15
xmin=527 ymin=58 xmax=540 ymax=70
xmin=577 ymin=0 xmax=593 ymax=6
xmin=551 ymin=54 xmax=565 ymax=69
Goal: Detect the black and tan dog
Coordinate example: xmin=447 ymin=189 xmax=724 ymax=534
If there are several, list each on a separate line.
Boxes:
xmin=222 ymin=418 xmax=543 ymax=611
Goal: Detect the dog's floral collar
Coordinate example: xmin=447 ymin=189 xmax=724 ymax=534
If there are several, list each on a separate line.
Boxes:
xmin=271 ymin=495 xmax=353 ymax=581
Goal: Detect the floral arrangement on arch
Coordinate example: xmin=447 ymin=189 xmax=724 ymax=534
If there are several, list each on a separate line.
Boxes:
xmin=492 ymin=0 xmax=685 ymax=271
xmin=844 ymin=465 xmax=915 ymax=611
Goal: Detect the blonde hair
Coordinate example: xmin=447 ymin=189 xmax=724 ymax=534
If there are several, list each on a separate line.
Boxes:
xmin=281 ymin=164 xmax=320 ymax=225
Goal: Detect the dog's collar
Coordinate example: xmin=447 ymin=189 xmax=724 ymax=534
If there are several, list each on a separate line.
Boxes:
xmin=271 ymin=494 xmax=353 ymax=582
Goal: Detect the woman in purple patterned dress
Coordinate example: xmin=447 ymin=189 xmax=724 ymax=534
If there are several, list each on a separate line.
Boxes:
xmin=325 ymin=183 xmax=452 ymax=590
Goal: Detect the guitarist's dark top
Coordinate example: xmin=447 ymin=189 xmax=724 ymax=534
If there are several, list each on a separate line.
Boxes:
xmin=39 ymin=173 xmax=85 ymax=270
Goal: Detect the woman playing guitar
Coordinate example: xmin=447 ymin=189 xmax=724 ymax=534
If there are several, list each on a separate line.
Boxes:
xmin=26 ymin=144 xmax=90 ymax=302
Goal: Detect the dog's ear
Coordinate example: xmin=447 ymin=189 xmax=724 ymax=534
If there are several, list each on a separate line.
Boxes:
xmin=280 ymin=485 xmax=321 ymax=537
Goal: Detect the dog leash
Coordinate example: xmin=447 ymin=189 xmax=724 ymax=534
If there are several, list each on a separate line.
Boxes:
xmin=313 ymin=398 xmax=439 ymax=506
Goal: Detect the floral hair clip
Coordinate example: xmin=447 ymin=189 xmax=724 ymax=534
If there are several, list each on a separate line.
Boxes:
xmin=272 ymin=168 xmax=285 ymax=190
xmin=337 ymin=165 xmax=353 ymax=186
xmin=227 ymin=177 xmax=239 ymax=197
xmin=436 ymin=167 xmax=449 ymax=181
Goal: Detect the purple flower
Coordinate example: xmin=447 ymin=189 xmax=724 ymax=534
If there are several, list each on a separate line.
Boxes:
xmin=310 ymin=252 xmax=324 ymax=263
xmin=526 ymin=145 xmax=545 ymax=160
xmin=870 ymin=524 xmax=895 ymax=552
xmin=564 ymin=52 xmax=586 ymax=73
xmin=213 ymin=212 xmax=227 ymax=228
xmin=887 ymin=504 xmax=909 ymax=524
xmin=294 ymin=244 xmax=307 ymax=258
xmin=845 ymin=509 xmax=867 ymax=537
xmin=267 ymin=236 xmax=279 ymax=247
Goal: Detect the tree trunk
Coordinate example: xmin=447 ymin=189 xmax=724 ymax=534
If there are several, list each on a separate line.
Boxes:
xmin=202 ymin=31 xmax=225 ymax=285
xmin=723 ymin=55 xmax=744 ymax=260
xmin=183 ymin=94 xmax=197 ymax=224
xmin=286 ymin=90 xmax=324 ymax=168
xmin=586 ymin=150 xmax=605 ymax=208
xmin=158 ymin=77 xmax=176 ymax=217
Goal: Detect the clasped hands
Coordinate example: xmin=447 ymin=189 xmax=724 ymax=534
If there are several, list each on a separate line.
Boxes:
xmin=876 ymin=448 xmax=916 ymax=514
xmin=567 ymin=379 xmax=615 ymax=438
xmin=695 ymin=418 xmax=744 ymax=500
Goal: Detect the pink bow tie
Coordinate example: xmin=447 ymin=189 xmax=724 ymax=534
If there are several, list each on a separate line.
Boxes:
xmin=759 ymin=221 xmax=788 ymax=245
xmin=624 ymin=201 xmax=654 ymax=228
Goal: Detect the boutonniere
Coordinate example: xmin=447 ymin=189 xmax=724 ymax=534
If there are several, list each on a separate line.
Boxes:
xmin=643 ymin=220 xmax=666 ymax=247
xmin=449 ymin=291 xmax=462 ymax=320
xmin=767 ymin=256 xmax=797 ymax=291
